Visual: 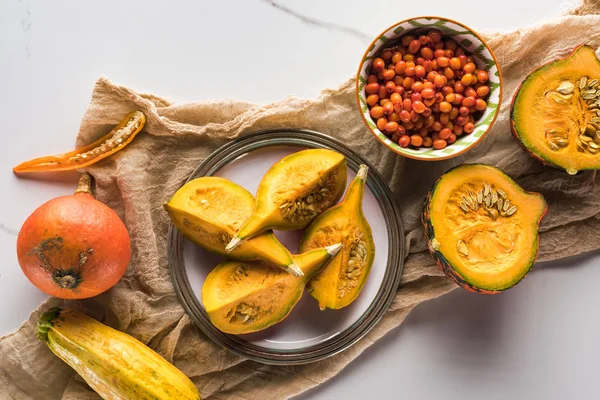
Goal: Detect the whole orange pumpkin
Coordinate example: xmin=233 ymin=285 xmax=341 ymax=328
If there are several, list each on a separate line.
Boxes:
xmin=17 ymin=173 xmax=130 ymax=299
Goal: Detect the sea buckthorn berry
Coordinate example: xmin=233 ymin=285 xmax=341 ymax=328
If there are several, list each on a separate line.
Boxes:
xmin=422 ymin=88 xmax=435 ymax=99
xmin=412 ymin=100 xmax=426 ymax=114
xmin=378 ymin=85 xmax=387 ymax=99
xmin=416 ymin=57 xmax=425 ymax=66
xmin=370 ymin=106 xmax=384 ymax=119
xmin=404 ymin=121 xmax=415 ymax=130
xmin=428 ymin=29 xmax=442 ymax=43
xmin=365 ymin=83 xmax=379 ymax=94
xmin=434 ymin=41 xmax=444 ymax=50
xmin=458 ymin=55 xmax=468 ymax=67
xmin=439 ymin=128 xmax=452 ymax=140
xmin=447 ymin=133 xmax=457 ymax=144
xmin=401 ymin=35 xmax=415 ymax=47
xmin=405 ymin=67 xmax=416 ymax=76
xmin=399 ymin=110 xmax=411 ymax=123
xmin=403 ymin=54 xmax=414 ymax=62
xmin=444 ymin=49 xmax=454 ymax=58
xmin=477 ymin=70 xmax=489 ymax=83
xmin=394 ymin=86 xmax=405 ymax=95
xmin=410 ymin=110 xmax=419 ymax=122
xmin=445 ymin=93 xmax=456 ymax=103
xmin=390 ymin=92 xmax=402 ymax=104
xmin=456 ymin=116 xmax=468 ymax=126
xmin=423 ymin=107 xmax=433 ymax=118
xmin=445 ymin=39 xmax=458 ymax=50
xmin=432 ymin=121 xmax=443 ymax=131
xmin=461 ymin=73 xmax=474 ymax=86
xmin=406 ymin=60 xmax=416 ymax=69
xmin=397 ymin=125 xmax=406 ymax=135
xmin=367 ymin=74 xmax=378 ymax=84
xmin=420 ymin=47 xmax=434 ymax=60
xmin=453 ymin=125 xmax=463 ymax=136
xmin=464 ymin=122 xmax=475 ymax=133
xmin=434 ymin=49 xmax=446 ymax=58
xmin=462 ymin=96 xmax=476 ymax=107
xmin=385 ymin=81 xmax=396 ymax=93
xmin=408 ymin=40 xmax=421 ymax=54
xmin=418 ymin=35 xmax=429 ymax=45
xmin=453 ymin=93 xmax=464 ymax=105
xmin=372 ymin=58 xmax=385 ymax=72
xmin=464 ymin=87 xmax=477 ymax=99
xmin=427 ymin=71 xmax=438 ymax=82
xmin=437 ymin=57 xmax=449 ymax=68
xmin=395 ymin=60 xmax=407 ymax=75
xmin=423 ymin=60 xmax=434 ymax=72
xmin=476 ymin=85 xmax=490 ymax=97
xmin=440 ymin=113 xmax=449 ymax=124
xmin=403 ymin=98 xmax=413 ymax=111
xmin=392 ymin=52 xmax=403 ymax=64
xmin=385 ymin=121 xmax=399 ymax=132
xmin=383 ymin=102 xmax=394 ymax=115
xmin=433 ymin=139 xmax=447 ymax=149
xmin=444 ymin=67 xmax=454 ymax=80
xmin=410 ymin=135 xmax=423 ymax=147
xmin=432 ymin=132 xmax=440 ymax=141
xmin=415 ymin=65 xmax=426 ymax=78
xmin=381 ymin=49 xmax=393 ymax=60
xmin=449 ymin=107 xmax=459 ymax=120
xmin=367 ymin=94 xmax=379 ymax=106
xmin=454 ymin=82 xmax=465 ymax=93
xmin=389 ymin=112 xmax=400 ymax=122
xmin=403 ymin=77 xmax=414 ymax=89
xmin=377 ymin=117 xmax=388 ymax=130
xmin=449 ymin=57 xmax=461 ymax=70
xmin=463 ymin=62 xmax=476 ymax=74
xmin=455 ymin=47 xmax=465 ymax=56
xmin=411 ymin=92 xmax=423 ymax=103
xmin=399 ymin=135 xmax=410 ymax=147
xmin=423 ymin=136 xmax=433 ymax=147
xmin=416 ymin=125 xmax=427 ymax=136
xmin=424 ymin=114 xmax=435 ymax=126
xmin=415 ymin=116 xmax=425 ymax=129
xmin=475 ymin=99 xmax=487 ymax=111
xmin=459 ymin=106 xmax=470 ymax=116
xmin=383 ymin=69 xmax=396 ymax=81
xmin=434 ymin=74 xmax=446 ymax=88
xmin=439 ymin=101 xmax=452 ymax=113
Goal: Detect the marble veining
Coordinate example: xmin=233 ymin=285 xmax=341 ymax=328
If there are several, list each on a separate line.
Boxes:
xmin=262 ymin=0 xmax=371 ymax=43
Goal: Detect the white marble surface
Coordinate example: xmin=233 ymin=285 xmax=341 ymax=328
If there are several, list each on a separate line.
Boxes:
xmin=2 ymin=1 xmax=599 ymax=399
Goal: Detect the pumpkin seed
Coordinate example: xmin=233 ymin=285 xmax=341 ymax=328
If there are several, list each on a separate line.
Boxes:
xmin=583 ymin=93 xmax=596 ymax=100
xmin=581 ymin=135 xmax=593 ymax=143
xmin=497 ymin=188 xmax=506 ymax=198
xmin=491 ymin=190 xmax=498 ymax=205
xmin=477 ymin=189 xmax=484 ymax=204
xmin=487 ymin=208 xmax=499 ymax=220
xmin=580 ymin=77 xmax=588 ymax=89
xmin=460 ymin=202 xmax=469 ymax=213
xmin=497 ymin=197 xmax=504 ymax=211
xmin=503 ymin=200 xmax=510 ymax=212
xmin=557 ymin=81 xmax=575 ymax=95
xmin=590 ymin=79 xmax=599 ymax=87
xmin=548 ymin=141 xmax=559 ymax=151
xmin=588 ymin=141 xmax=599 ymax=149
xmin=588 ymin=147 xmax=599 ymax=154
xmin=484 ymin=182 xmax=490 ymax=197
xmin=457 ymin=240 xmax=469 ymax=256
xmin=506 ymin=206 xmax=517 ymax=216
xmin=555 ymin=138 xmax=569 ymax=148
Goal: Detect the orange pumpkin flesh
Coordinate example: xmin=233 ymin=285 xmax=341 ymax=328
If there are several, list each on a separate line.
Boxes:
xmin=17 ymin=174 xmax=131 ymax=299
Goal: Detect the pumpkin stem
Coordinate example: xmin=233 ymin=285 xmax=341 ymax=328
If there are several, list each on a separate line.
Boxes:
xmin=75 ymin=173 xmax=93 ymax=195
xmin=37 ymin=307 xmax=62 ymax=342
xmin=53 ymin=270 xmax=82 ymax=290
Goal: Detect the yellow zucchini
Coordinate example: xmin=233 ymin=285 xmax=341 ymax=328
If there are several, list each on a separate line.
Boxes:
xmin=37 ymin=307 xmax=200 ymax=400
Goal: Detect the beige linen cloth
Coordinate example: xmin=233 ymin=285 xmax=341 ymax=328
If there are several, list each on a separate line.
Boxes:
xmin=2 ymin=2 xmax=600 ymax=399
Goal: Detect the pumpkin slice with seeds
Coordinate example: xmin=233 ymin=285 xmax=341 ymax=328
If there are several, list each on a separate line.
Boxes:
xmin=165 ymin=176 xmax=302 ymax=276
xmin=226 ymin=149 xmax=347 ymax=251
xmin=512 ymin=44 xmax=600 ymax=174
xmin=422 ymin=164 xmax=547 ymax=294
xmin=202 ymin=243 xmax=342 ymax=334
xmin=300 ymin=164 xmax=375 ymax=310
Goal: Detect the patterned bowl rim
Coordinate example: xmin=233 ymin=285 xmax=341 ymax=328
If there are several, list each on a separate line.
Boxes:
xmin=355 ymin=15 xmax=503 ymax=161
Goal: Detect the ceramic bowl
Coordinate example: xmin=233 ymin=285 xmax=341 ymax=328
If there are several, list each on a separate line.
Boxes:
xmin=356 ymin=16 xmax=503 ymax=161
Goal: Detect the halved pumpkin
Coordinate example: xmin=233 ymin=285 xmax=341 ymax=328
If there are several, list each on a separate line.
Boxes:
xmin=512 ymin=44 xmax=600 ymax=174
xmin=422 ymin=164 xmax=547 ymax=293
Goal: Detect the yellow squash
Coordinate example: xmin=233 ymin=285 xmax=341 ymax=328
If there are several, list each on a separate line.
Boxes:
xmin=37 ymin=307 xmax=200 ymax=400
xmin=165 ymin=176 xmax=301 ymax=276
xmin=300 ymin=165 xmax=375 ymax=310
xmin=226 ymin=149 xmax=347 ymax=252
xmin=203 ymin=243 xmax=342 ymax=334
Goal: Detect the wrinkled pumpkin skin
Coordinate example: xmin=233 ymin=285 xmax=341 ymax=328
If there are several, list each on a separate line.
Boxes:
xmin=301 ymin=165 xmax=375 ymax=310
xmin=422 ymin=164 xmax=547 ymax=294
xmin=37 ymin=308 xmax=201 ymax=400
xmin=511 ymin=44 xmax=600 ymax=174
xmin=202 ymin=244 xmax=341 ymax=335
xmin=165 ymin=177 xmax=301 ymax=276
xmin=226 ymin=149 xmax=347 ymax=251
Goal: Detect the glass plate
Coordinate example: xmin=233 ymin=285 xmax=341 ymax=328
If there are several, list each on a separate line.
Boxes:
xmin=168 ymin=129 xmax=404 ymax=365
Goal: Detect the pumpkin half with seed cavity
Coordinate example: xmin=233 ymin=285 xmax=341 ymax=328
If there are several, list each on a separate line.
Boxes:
xmin=422 ymin=164 xmax=547 ymax=294
xmin=511 ymin=44 xmax=600 ymax=175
